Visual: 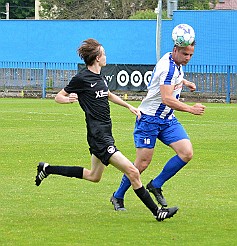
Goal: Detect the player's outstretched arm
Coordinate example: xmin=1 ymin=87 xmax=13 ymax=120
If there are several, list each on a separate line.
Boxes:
xmin=55 ymin=89 xmax=78 ymax=104
xmin=183 ymin=79 xmax=196 ymax=92
xmin=108 ymin=91 xmax=141 ymax=118
xmin=160 ymin=85 xmax=206 ymax=115
xmin=190 ymin=103 xmax=206 ymax=115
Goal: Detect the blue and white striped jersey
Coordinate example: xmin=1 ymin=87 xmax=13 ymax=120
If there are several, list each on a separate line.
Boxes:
xmin=139 ymin=52 xmax=184 ymax=119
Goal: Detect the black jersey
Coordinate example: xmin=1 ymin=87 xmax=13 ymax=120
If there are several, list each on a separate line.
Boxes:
xmin=64 ymin=68 xmax=117 ymax=165
xmin=64 ymin=68 xmax=111 ymax=123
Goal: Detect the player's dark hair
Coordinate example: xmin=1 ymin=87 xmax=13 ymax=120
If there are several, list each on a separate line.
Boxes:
xmin=77 ymin=38 xmax=102 ymax=66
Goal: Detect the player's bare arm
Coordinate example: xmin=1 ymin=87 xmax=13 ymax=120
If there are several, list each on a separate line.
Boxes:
xmin=108 ymin=91 xmax=141 ymax=118
xmin=55 ymin=89 xmax=78 ymax=104
xmin=182 ymin=79 xmax=196 ymax=92
xmin=160 ymin=84 xmax=206 ymax=115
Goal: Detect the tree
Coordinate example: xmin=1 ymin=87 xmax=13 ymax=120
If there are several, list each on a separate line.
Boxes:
xmin=39 ymin=0 xmax=110 ymax=19
xmin=39 ymin=0 xmax=160 ymax=19
xmin=129 ymin=10 xmax=157 ymax=20
xmin=38 ymin=0 xmax=217 ymax=20
xmin=129 ymin=9 xmax=169 ymax=20
xmin=0 ymin=0 xmax=35 ymax=19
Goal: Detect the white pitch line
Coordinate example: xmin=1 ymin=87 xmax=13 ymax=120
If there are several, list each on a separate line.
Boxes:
xmin=0 ymin=110 xmax=74 ymax=116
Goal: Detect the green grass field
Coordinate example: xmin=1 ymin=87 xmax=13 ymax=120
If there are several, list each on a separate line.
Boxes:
xmin=0 ymin=98 xmax=236 ymax=246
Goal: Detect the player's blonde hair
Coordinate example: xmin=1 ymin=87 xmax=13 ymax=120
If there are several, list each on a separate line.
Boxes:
xmin=174 ymin=40 xmax=196 ymax=50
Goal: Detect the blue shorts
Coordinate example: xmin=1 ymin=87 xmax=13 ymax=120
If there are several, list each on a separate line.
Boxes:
xmin=134 ymin=114 xmax=189 ymax=148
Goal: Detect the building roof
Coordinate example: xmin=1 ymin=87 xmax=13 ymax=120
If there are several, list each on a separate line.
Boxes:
xmin=215 ymin=0 xmax=237 ymax=10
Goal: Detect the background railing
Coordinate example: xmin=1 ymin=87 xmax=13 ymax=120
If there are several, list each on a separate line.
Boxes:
xmin=183 ymin=65 xmax=237 ymax=103
xmin=0 ymin=62 xmax=236 ymax=103
xmin=0 ymin=62 xmax=78 ymax=98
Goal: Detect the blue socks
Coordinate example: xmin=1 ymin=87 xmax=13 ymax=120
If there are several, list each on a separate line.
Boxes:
xmin=114 ymin=155 xmax=187 ymax=199
xmin=114 ymin=174 xmax=131 ymax=199
xmin=152 ymin=155 xmax=187 ymax=188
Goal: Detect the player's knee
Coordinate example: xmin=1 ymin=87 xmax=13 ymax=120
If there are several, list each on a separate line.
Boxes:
xmin=135 ymin=158 xmax=151 ymax=173
xmin=183 ymin=149 xmax=193 ymax=162
xmin=126 ymin=166 xmax=140 ymax=183
xmin=188 ymin=151 xmax=193 ymax=161
xmin=135 ymin=161 xmax=150 ymax=173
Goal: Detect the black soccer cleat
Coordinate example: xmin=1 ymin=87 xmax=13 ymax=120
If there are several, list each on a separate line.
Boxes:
xmin=110 ymin=193 xmax=126 ymax=211
xmin=146 ymin=180 xmax=168 ymax=207
xmin=35 ymin=162 xmax=49 ymax=186
xmin=155 ymin=206 xmax=179 ymax=222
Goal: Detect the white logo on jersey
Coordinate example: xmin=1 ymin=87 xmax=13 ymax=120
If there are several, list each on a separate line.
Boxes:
xmin=107 ymin=146 xmax=115 ymax=154
xmin=95 ymin=90 xmax=108 ymax=98
xmin=91 ymin=82 xmax=97 ymax=87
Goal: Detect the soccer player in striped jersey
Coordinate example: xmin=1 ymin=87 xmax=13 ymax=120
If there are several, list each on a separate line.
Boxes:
xmin=111 ymin=41 xmax=206 ymax=210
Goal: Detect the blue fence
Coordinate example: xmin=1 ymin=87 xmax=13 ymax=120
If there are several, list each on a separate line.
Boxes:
xmin=183 ymin=65 xmax=237 ymax=103
xmin=0 ymin=61 xmax=78 ymax=98
xmin=0 ymin=61 xmax=236 ymax=103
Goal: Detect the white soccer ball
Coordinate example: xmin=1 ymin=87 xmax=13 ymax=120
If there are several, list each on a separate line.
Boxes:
xmin=172 ymin=24 xmax=195 ymax=47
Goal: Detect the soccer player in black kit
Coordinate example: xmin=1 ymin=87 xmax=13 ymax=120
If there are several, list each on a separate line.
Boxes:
xmin=35 ymin=38 xmax=178 ymax=221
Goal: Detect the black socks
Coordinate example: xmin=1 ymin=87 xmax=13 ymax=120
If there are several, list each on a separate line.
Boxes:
xmin=134 ymin=186 xmax=158 ymax=216
xmin=46 ymin=165 xmax=84 ymax=179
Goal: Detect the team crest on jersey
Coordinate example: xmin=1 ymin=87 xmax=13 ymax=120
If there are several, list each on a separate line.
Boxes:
xmin=107 ymin=146 xmax=115 ymax=154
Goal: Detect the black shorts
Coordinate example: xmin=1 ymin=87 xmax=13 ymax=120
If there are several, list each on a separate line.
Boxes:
xmin=86 ymin=117 xmax=119 ymax=166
